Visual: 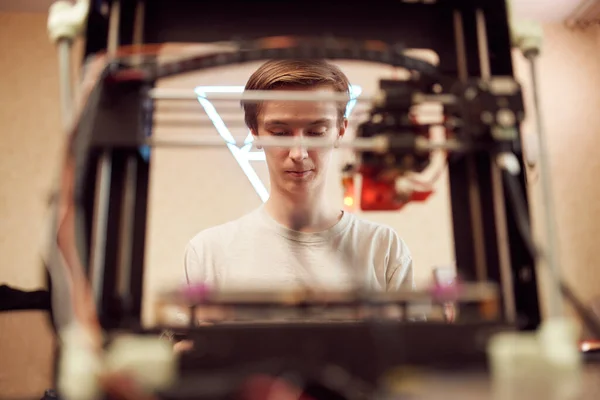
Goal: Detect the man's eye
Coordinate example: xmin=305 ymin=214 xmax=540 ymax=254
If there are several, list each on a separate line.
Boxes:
xmin=271 ymin=131 xmax=291 ymax=136
xmin=307 ymin=131 xmax=326 ymax=137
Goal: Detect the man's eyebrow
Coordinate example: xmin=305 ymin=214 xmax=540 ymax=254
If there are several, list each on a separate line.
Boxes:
xmin=264 ymin=120 xmax=289 ymax=126
xmin=307 ymin=118 xmax=334 ymax=126
xmin=264 ymin=118 xmax=333 ymax=126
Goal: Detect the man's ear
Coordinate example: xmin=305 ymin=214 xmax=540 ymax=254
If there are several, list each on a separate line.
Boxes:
xmin=250 ymin=129 xmax=260 ymax=148
xmin=338 ymin=118 xmax=348 ymax=139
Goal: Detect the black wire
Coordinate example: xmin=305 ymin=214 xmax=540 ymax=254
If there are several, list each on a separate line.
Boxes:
xmin=502 ymin=169 xmax=600 ymax=339
xmin=142 ymin=38 xmax=440 ymax=84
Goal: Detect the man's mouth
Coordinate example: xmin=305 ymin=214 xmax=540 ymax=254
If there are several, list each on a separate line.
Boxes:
xmin=286 ymin=170 xmax=313 ymax=178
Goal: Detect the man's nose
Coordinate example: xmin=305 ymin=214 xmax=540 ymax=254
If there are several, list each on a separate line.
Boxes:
xmin=289 ymin=143 xmax=308 ymax=162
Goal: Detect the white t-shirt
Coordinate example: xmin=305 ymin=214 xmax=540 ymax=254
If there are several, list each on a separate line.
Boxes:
xmin=184 ymin=206 xmax=413 ymax=293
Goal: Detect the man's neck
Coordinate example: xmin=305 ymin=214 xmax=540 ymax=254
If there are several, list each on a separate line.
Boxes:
xmin=264 ymin=189 xmax=342 ymax=233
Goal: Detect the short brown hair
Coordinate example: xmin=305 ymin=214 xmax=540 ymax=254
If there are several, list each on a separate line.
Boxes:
xmin=242 ymin=59 xmax=351 ymax=132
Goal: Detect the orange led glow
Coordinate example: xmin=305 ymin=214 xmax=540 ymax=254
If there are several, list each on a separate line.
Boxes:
xmin=344 ymin=196 xmax=354 ymax=207
xmin=341 ymin=175 xmax=356 ymax=211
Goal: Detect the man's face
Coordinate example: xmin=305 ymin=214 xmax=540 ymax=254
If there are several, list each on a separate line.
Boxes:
xmin=253 ymin=86 xmax=347 ymax=199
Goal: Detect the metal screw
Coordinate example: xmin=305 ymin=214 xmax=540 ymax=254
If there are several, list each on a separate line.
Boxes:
xmin=465 ymin=87 xmax=478 ymax=101
xmin=520 ymin=267 xmax=532 ymax=282
xmin=481 ymin=111 xmax=494 ymax=125
xmin=497 ymin=109 xmax=516 ymax=127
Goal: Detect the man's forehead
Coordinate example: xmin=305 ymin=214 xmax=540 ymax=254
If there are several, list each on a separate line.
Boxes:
xmin=259 ymin=101 xmax=338 ymax=125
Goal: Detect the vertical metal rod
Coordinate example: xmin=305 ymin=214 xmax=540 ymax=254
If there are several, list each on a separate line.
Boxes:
xmin=130 ymin=1 xmax=146 ymax=67
xmin=89 ymin=153 xmax=113 ymax=308
xmin=133 ymin=1 xmax=145 ymax=44
xmin=49 ymin=37 xmax=76 ymax=331
xmin=475 ymin=10 xmax=492 ymax=79
xmin=107 ymin=0 xmax=121 ymax=56
xmin=466 ymin=165 xmax=488 ymax=282
xmin=454 ymin=10 xmax=488 ymax=282
xmin=526 ymin=53 xmax=564 ymax=318
xmin=88 ymin=0 xmax=121 ymax=318
xmin=453 ymin=11 xmax=469 ymax=82
xmin=57 ymin=39 xmax=73 ymax=131
xmin=476 ymin=9 xmax=517 ymax=323
xmin=490 ymin=165 xmax=517 ymax=323
xmin=112 ymin=2 xmax=146 ymax=321
xmin=117 ymin=157 xmax=138 ymax=316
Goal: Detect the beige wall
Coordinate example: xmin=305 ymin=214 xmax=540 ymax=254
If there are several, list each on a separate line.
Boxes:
xmin=0 ymin=12 xmax=64 ymax=289
xmin=539 ymin=24 xmax=600 ymax=307
xmin=1 ymin=10 xmax=600 ymax=398
xmin=513 ymin=23 xmax=600 ymax=316
xmin=0 ymin=12 xmax=63 ymax=399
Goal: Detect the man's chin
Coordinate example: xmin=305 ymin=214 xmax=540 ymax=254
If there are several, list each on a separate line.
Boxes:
xmin=270 ymin=175 xmax=321 ymax=198
xmin=286 ymin=182 xmax=312 ymax=192
xmin=281 ymin=180 xmax=315 ymax=196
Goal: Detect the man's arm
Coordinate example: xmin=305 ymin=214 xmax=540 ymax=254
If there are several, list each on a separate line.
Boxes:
xmin=182 ymin=241 xmax=227 ymax=323
xmin=387 ymin=256 xmax=414 ymax=291
xmin=383 ymin=233 xmax=416 ymax=320
xmin=386 ymin=232 xmax=414 ymax=292
xmin=183 ymin=239 xmax=220 ymax=286
xmin=183 ymin=243 xmax=202 ymax=285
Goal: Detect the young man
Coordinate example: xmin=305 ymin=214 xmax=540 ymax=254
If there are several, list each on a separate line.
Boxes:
xmin=184 ymin=59 xmax=413 ymax=294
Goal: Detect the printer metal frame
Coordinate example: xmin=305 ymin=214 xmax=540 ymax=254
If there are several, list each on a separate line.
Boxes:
xmin=74 ymin=0 xmax=541 ymax=333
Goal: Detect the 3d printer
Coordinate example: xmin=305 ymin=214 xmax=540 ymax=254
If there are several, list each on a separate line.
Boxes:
xmin=42 ymin=0 xmax=600 ymax=399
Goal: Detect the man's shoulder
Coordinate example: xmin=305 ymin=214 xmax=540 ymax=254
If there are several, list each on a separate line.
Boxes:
xmin=187 ymin=208 xmax=261 ymax=249
xmin=345 ymin=213 xmax=411 ymax=257
xmin=345 ymin=212 xmax=413 ymax=290
xmin=346 ymin=212 xmax=400 ymax=240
